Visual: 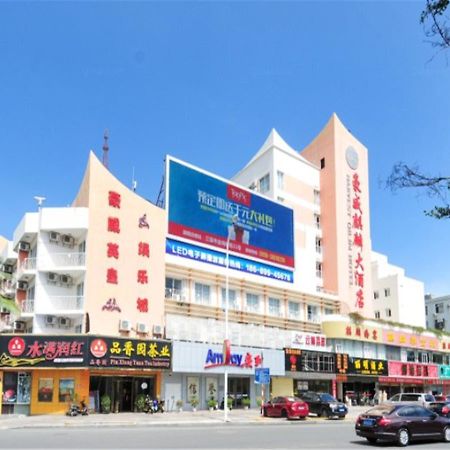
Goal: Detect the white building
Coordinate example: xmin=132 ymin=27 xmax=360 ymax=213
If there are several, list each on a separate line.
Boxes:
xmin=425 ymin=294 xmax=450 ymax=332
xmin=371 ymin=251 xmax=425 ymax=328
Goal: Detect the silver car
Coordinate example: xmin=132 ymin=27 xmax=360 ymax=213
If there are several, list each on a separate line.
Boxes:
xmin=387 ymin=392 xmax=435 ymax=407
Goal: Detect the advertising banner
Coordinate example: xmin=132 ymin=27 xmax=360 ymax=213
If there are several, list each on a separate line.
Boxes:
xmin=346 ymin=356 xmax=387 ymax=376
xmin=167 ymin=157 xmax=295 ymax=269
xmin=88 ymin=337 xmax=172 ymax=369
xmin=388 ymin=361 xmax=439 ymax=379
xmin=0 ymin=335 xmax=87 ymax=368
xmin=0 ymin=336 xmax=172 ymax=370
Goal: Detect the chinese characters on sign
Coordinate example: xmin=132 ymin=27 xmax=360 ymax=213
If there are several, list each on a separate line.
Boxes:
xmin=388 ymin=360 xmax=438 ymax=379
xmin=291 ymin=332 xmax=327 ymax=350
xmin=351 ymin=172 xmax=364 ymax=309
xmin=345 ymin=325 xmax=378 ymax=341
xmin=204 ymin=348 xmax=263 ymax=369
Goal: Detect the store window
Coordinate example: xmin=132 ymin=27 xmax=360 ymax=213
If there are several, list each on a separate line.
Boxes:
xmin=194 ymin=283 xmax=211 ymax=305
xmin=268 ymin=297 xmax=281 ymax=316
xmin=246 ymin=293 xmax=260 ymax=313
xmin=259 ymin=174 xmax=270 ymax=194
xmin=221 ymin=288 xmax=238 ymax=310
xmin=2 ymin=372 xmax=31 ymax=411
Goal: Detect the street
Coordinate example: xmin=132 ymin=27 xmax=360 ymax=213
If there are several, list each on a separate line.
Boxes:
xmin=1 ymin=422 xmax=450 ymax=449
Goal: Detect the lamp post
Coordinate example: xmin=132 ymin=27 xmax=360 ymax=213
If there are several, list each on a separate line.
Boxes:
xmin=224 ymin=214 xmax=237 ymax=422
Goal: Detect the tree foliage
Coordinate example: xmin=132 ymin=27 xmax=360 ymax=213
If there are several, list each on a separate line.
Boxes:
xmin=386 ymin=162 xmax=450 ymax=219
xmin=421 ymin=0 xmax=450 ymax=50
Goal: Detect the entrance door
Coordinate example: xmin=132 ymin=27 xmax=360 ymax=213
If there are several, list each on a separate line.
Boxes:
xmin=228 ymin=378 xmax=249 ymax=408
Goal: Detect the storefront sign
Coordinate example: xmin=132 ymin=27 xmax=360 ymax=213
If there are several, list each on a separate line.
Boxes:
xmin=284 ymin=348 xmax=335 ymax=373
xmin=167 ymin=157 xmax=295 ymax=269
xmin=336 ymin=353 xmax=349 ymax=374
xmin=382 ymin=330 xmax=439 ymax=351
xmin=167 ymin=238 xmax=293 ymax=283
xmin=388 ymin=361 xmax=438 ymax=379
xmin=0 ymin=336 xmax=86 ymax=367
xmin=255 ymin=368 xmax=270 ymax=384
xmin=439 ymin=365 xmax=450 ymax=379
xmin=204 ymin=348 xmax=262 ymax=369
xmin=88 ymin=337 xmax=171 ymax=369
xmin=348 ymin=357 xmax=387 ymax=376
xmin=291 ymin=332 xmax=327 ymax=350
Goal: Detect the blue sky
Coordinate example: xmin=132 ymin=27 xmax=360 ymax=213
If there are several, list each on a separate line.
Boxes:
xmin=1 ymin=1 xmax=449 ymax=295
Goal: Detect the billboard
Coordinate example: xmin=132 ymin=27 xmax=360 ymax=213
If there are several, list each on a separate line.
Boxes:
xmin=167 ymin=157 xmax=295 ymax=269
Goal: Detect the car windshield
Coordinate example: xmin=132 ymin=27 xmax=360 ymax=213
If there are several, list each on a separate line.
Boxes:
xmin=320 ymin=394 xmax=337 ymax=402
xmin=365 ymin=406 xmax=395 ymax=416
xmin=285 ymin=397 xmax=298 ymax=402
xmin=425 ymin=395 xmax=435 ymax=401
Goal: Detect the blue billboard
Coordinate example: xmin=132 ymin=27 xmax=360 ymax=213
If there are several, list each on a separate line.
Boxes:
xmin=167 ymin=157 xmax=295 ymax=269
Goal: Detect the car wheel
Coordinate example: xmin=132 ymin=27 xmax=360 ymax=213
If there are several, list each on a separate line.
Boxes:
xmin=263 ymin=407 xmax=268 ymax=417
xmin=366 ymin=437 xmax=377 ymax=444
xmin=397 ymin=428 xmax=409 ymax=447
xmin=281 ymin=409 xmax=287 ymax=418
xmin=443 ymin=425 xmax=450 ymax=442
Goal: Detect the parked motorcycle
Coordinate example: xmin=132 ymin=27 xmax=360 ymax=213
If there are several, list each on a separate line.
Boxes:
xmin=66 ymin=400 xmax=88 ymax=416
xmin=143 ymin=396 xmax=165 ymax=414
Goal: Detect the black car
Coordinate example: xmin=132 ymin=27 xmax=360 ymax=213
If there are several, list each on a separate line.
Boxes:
xmin=299 ymin=391 xmax=347 ymax=418
xmin=356 ymin=404 xmax=450 ymax=446
xmin=429 ymin=401 xmax=450 ymax=418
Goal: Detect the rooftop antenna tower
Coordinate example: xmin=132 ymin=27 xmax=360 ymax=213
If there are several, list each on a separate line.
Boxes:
xmin=102 ymin=129 xmax=109 ymax=168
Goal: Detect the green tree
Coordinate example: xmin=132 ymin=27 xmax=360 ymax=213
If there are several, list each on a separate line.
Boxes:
xmin=0 ymin=269 xmax=19 ymax=314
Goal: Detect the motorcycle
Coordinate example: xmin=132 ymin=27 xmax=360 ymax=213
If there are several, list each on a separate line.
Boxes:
xmin=66 ymin=400 xmax=88 ymax=416
xmin=143 ymin=397 xmax=165 ymax=414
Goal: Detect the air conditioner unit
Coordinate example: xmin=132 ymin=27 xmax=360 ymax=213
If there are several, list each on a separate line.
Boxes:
xmin=119 ymin=319 xmax=131 ymax=332
xmin=17 ymin=281 xmax=28 ymax=290
xmin=47 ymin=272 xmax=58 ymax=284
xmin=59 ymin=274 xmax=73 ymax=286
xmin=49 ymin=231 xmax=60 ymax=243
xmin=153 ymin=324 xmax=163 ymax=336
xmin=13 ymin=321 xmax=26 ymax=331
xmin=18 ymin=242 xmax=30 ymax=252
xmin=137 ymin=322 xmax=148 ymax=334
xmin=1 ymin=264 xmax=13 ymax=274
xmin=58 ymin=317 xmax=71 ymax=327
xmin=249 ymin=182 xmax=257 ymax=191
xmin=45 ymin=315 xmax=57 ymax=326
xmin=61 ymin=234 xmax=75 ymax=247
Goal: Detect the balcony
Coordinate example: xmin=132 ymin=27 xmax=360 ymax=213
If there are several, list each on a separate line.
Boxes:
xmin=42 ymin=252 xmax=86 ymax=268
xmin=0 ymin=280 xmax=15 ymax=299
xmin=16 ymin=257 xmax=37 ymax=280
xmin=35 ymin=296 xmax=84 ymax=313
xmin=21 ymin=299 xmax=35 ymax=314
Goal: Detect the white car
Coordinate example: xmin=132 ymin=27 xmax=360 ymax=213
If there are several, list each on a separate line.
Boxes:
xmin=387 ymin=392 xmax=435 ymax=407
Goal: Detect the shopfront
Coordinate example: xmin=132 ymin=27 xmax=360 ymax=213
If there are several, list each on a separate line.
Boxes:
xmin=0 ymin=335 xmax=171 ymax=415
xmin=166 ymin=341 xmax=284 ymax=410
xmin=335 ymin=354 xmax=388 ymax=405
xmin=283 ymin=348 xmax=336 ymax=398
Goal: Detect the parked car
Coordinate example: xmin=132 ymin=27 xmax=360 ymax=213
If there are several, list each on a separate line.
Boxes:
xmin=299 ymin=391 xmax=347 ymax=418
xmin=355 ymin=404 xmax=450 ymax=446
xmin=387 ymin=392 xmax=435 ymax=407
xmin=262 ymin=396 xmax=309 ymax=420
xmin=428 ymin=401 xmax=450 ymax=418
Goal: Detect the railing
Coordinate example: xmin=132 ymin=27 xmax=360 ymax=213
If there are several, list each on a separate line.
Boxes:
xmin=165 ymin=287 xmax=185 ymax=301
xmin=21 ymin=258 xmax=37 ymax=270
xmin=43 ymin=252 xmax=86 ymax=267
xmin=21 ymin=300 xmax=34 ymax=313
xmin=47 ymin=296 xmax=84 ymax=311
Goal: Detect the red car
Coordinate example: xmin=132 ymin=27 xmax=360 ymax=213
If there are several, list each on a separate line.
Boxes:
xmin=262 ymin=396 xmax=309 ymax=420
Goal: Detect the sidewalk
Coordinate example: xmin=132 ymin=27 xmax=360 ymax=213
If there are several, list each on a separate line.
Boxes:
xmin=0 ymin=406 xmax=366 ymax=430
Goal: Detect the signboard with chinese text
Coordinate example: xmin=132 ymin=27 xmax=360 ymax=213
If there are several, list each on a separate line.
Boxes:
xmin=388 ymin=361 xmax=438 ymax=379
xmin=167 ymin=238 xmax=293 ymax=283
xmin=291 ymin=331 xmax=327 ymax=350
xmin=347 ymin=357 xmax=388 ymax=376
xmin=0 ymin=335 xmax=87 ymax=368
xmin=88 ymin=337 xmax=171 ymax=369
xmin=166 ymin=157 xmax=295 ymax=269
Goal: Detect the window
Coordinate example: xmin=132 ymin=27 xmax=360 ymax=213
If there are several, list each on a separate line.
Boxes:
xmin=288 ymin=301 xmax=300 ymax=319
xmin=419 ymin=352 xmax=429 ymax=363
xmin=436 ymin=303 xmax=444 ymax=314
xmin=374 ymin=311 xmax=380 ymax=319
xmin=307 ymin=305 xmax=318 ymax=322
xmin=194 ymin=283 xmax=211 ymax=305
xmin=314 ymin=214 xmax=321 ymax=229
xmin=406 ymin=350 xmax=416 ymax=362
xmin=259 ymin=174 xmax=270 ymax=194
xmin=315 ymin=238 xmax=322 ymax=254
xmin=313 ymin=189 xmax=320 ymax=205
xmin=246 ymin=293 xmax=260 ymax=313
xmin=302 ymin=352 xmax=335 ymax=372
xmin=78 ymin=240 xmax=86 ymax=253
xmin=324 ymin=308 xmax=333 ymax=315
xmin=384 ymin=288 xmax=390 ymax=297
xmin=221 ymin=288 xmax=238 ymax=310
xmin=385 ymin=308 xmax=392 ymax=317
xmin=320 ymin=158 xmax=325 ymax=169
xmin=277 ymin=171 xmax=284 ymax=189
xmin=316 ymin=262 xmax=323 ymax=278
xmin=165 ymin=277 xmax=182 ymax=300
xmin=435 ymin=319 xmax=445 ymax=330
xmin=268 ymin=297 xmax=281 ymax=316
xmin=373 ymin=291 xmax=379 ymax=300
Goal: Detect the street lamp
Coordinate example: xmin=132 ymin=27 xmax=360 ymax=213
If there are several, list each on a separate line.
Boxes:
xmin=224 ymin=214 xmax=238 ymax=422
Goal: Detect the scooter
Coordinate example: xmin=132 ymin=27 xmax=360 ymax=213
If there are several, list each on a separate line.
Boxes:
xmin=66 ymin=400 xmax=88 ymax=416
